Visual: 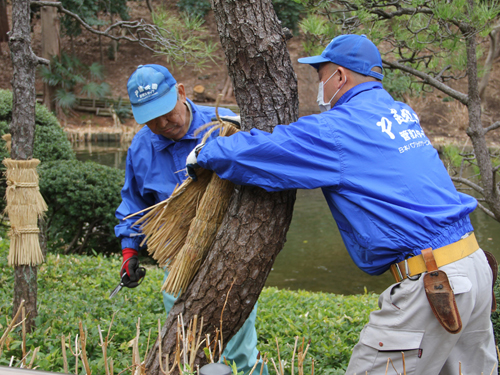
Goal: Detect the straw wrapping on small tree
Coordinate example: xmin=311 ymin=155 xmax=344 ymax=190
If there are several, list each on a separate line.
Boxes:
xmin=3 ymin=158 xmax=48 ymax=266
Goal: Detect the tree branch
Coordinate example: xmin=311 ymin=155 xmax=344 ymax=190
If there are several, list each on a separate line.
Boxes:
xmin=451 ymin=176 xmax=484 ymax=195
xmin=476 ymin=201 xmax=497 ymax=220
xmin=485 ymin=121 xmax=500 ymax=134
xmin=31 ymin=1 xmax=197 ymax=63
xmin=383 ymin=59 xmax=469 ymax=104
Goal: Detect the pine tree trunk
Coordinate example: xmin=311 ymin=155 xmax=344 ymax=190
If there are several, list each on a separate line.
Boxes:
xmin=145 ymin=1 xmax=298 ymax=374
xmin=9 ymin=0 xmax=40 ymax=332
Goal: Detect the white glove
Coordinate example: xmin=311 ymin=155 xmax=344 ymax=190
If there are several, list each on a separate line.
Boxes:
xmin=186 ymin=143 xmax=205 ymax=181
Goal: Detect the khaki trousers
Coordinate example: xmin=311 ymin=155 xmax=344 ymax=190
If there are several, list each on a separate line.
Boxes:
xmin=346 ymin=249 xmax=498 ymax=375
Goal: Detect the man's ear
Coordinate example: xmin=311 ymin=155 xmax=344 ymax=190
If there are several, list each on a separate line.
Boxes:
xmin=177 ymin=83 xmax=187 ymax=103
xmin=336 ymin=67 xmax=348 ymax=85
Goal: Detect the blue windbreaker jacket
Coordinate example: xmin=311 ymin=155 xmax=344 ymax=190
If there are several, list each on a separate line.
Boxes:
xmin=197 ymin=82 xmax=477 ymax=275
xmin=115 ymin=99 xmax=235 ymax=250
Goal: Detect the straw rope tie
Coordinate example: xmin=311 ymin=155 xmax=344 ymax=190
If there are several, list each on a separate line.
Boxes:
xmin=10 ymin=227 xmax=40 ymax=235
xmin=6 ymin=180 xmax=39 ymax=189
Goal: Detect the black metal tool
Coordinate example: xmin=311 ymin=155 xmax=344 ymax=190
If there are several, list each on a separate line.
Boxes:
xmin=109 ymin=267 xmax=146 ymax=298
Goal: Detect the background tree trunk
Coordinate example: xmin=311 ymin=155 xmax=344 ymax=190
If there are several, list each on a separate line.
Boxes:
xmin=0 ymin=0 xmax=9 ymax=54
xmin=9 ymin=0 xmax=42 ymax=332
xmin=41 ymin=0 xmax=60 ymax=112
xmin=145 ymin=1 xmax=299 ymax=373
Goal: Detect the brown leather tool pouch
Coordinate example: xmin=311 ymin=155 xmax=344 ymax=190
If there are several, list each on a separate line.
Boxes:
xmin=421 ymin=248 xmax=462 ymax=334
xmin=483 ymin=250 xmax=498 ymax=312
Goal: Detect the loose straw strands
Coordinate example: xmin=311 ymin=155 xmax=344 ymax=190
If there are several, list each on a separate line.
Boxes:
xmin=130 ymin=169 xmax=213 ymax=268
xmin=3 ymin=158 xmax=48 ymax=266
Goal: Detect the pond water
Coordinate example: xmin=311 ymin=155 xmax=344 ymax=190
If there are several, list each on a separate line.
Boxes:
xmin=74 ymin=141 xmax=500 ymax=295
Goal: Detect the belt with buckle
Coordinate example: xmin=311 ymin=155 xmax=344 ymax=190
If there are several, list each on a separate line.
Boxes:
xmin=389 ymin=233 xmax=479 ymax=283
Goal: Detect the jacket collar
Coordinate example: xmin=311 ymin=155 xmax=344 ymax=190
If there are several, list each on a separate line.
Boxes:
xmin=333 ymin=81 xmax=383 ymax=108
xmin=151 ymin=98 xmax=202 ymax=152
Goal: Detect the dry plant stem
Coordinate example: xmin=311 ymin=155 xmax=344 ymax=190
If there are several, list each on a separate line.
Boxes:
xmin=179 ymin=314 xmax=187 ymax=368
xmin=61 ymin=335 xmax=69 ymax=374
xmin=0 ymin=300 xmax=25 ymax=357
xmin=291 ymin=336 xmax=298 ymax=375
xmin=490 ymin=362 xmax=497 ymax=375
xmin=132 ymin=318 xmax=142 ymax=375
xmin=158 ymin=319 xmax=169 ymax=375
xmin=247 ymin=353 xmax=260 ymax=375
xmin=79 ymin=322 xmax=92 ymax=375
xmin=22 ymin=306 xmax=26 ymax=367
xmin=28 ymin=347 xmax=39 ymax=369
xmin=310 ymin=359 xmax=314 ymax=375
xmin=270 ymin=358 xmax=280 ymax=375
xmin=68 ymin=334 xmax=81 ymax=375
xmin=145 ymin=328 xmax=152 ymax=363
xmin=98 ymin=325 xmax=110 ymax=375
xmin=275 ymin=337 xmax=283 ymax=375
xmin=218 ymin=279 xmax=235 ymax=361
xmin=259 ymin=354 xmax=267 ymax=375
xmin=401 ymin=351 xmax=406 ymax=375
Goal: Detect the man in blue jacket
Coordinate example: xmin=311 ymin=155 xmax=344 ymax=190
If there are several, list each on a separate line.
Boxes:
xmin=186 ymin=35 xmax=498 ymax=374
xmin=115 ymin=64 xmax=267 ymax=375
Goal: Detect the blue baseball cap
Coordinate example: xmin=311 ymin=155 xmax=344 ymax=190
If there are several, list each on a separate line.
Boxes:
xmin=298 ymin=34 xmax=384 ymax=80
xmin=127 ymin=64 xmax=178 ymax=124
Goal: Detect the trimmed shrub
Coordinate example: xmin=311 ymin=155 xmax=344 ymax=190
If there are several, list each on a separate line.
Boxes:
xmin=0 ymin=89 xmax=75 ymax=162
xmin=38 ymin=160 xmax=125 ymax=255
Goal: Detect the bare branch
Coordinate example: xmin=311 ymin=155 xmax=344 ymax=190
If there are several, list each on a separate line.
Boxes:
xmin=383 ymin=59 xmax=469 ymax=104
xmin=476 ymin=201 xmax=497 ymax=220
xmin=451 ymin=176 xmax=484 ymax=195
xmin=31 ymin=1 xmax=199 ymax=65
xmin=485 ymin=121 xmax=500 ymax=134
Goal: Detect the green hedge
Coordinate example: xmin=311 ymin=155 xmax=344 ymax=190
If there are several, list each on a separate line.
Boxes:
xmin=38 ymin=160 xmax=125 ymax=255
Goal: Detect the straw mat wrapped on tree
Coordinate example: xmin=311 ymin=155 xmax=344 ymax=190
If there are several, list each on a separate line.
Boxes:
xmin=3 ymin=158 xmax=48 ymax=266
xmin=127 ymin=117 xmax=239 ymax=296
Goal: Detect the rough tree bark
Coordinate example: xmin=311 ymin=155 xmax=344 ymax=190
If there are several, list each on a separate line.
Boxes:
xmin=9 ymin=0 xmax=49 ymax=332
xmin=145 ymin=1 xmax=298 ymax=373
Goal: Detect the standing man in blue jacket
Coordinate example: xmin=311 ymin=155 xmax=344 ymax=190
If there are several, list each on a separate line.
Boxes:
xmin=115 ymin=64 xmax=267 ymax=375
xmin=186 ymin=35 xmax=498 ymax=374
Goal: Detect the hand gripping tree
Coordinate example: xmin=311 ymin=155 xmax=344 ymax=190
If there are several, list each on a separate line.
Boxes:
xmin=145 ymin=1 xmax=299 ymax=373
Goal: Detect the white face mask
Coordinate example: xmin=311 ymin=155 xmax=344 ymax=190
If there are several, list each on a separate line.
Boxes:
xmin=317 ymin=69 xmax=347 ymax=113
